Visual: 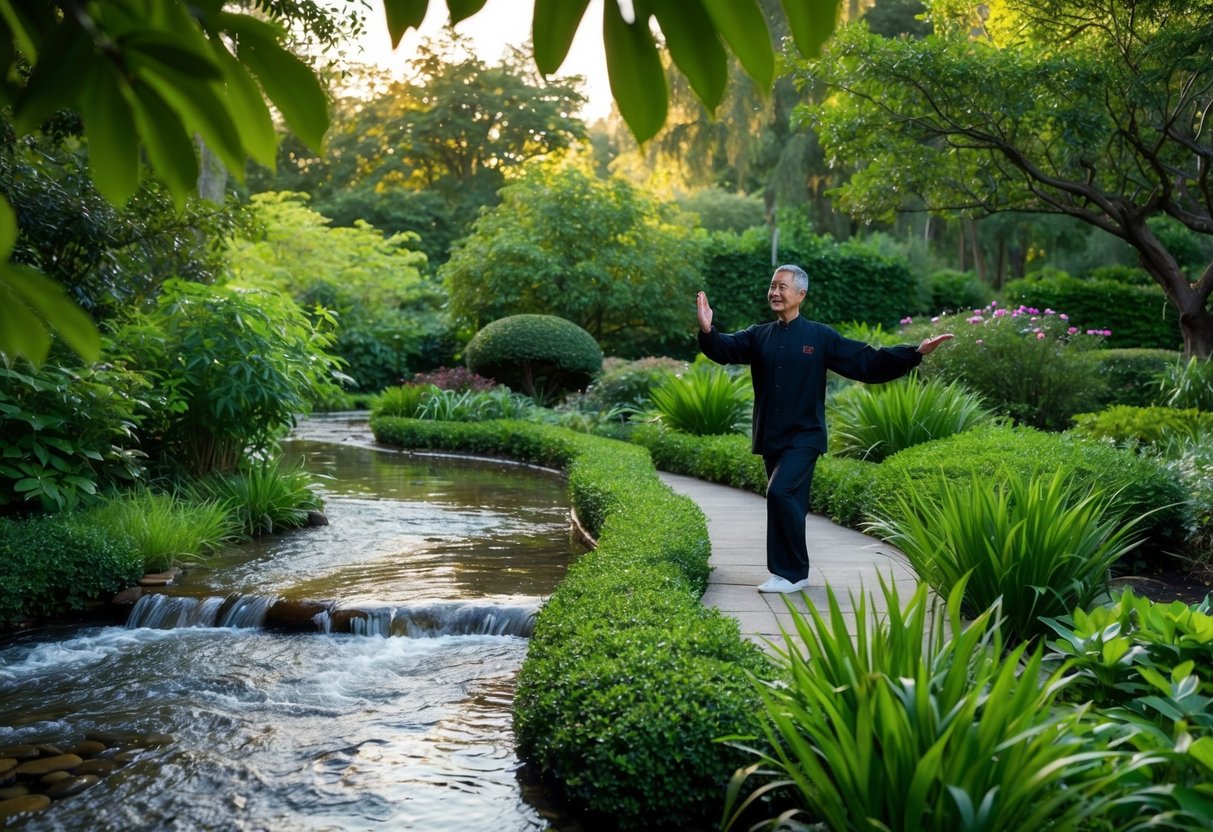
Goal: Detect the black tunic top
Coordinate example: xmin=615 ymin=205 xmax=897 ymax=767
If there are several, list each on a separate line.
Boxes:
xmin=698 ymin=316 xmax=923 ymax=455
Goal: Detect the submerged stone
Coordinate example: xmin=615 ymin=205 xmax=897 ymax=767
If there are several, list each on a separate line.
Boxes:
xmin=0 ymin=794 xmax=51 ymax=817
xmin=14 ymin=754 xmax=81 ymax=777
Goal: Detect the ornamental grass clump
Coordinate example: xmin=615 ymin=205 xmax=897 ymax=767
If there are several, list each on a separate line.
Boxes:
xmin=648 ymin=362 xmax=752 ymax=436
xmin=827 ymin=373 xmax=996 ymax=462
xmin=189 ymin=457 xmax=322 ymax=537
xmin=724 ymin=578 xmax=1154 ymax=832
xmin=88 ymin=488 xmax=237 ymax=572
xmin=866 ymin=469 xmax=1145 ymax=643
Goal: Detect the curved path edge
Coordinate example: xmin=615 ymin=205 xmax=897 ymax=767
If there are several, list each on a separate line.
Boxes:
xmin=657 ymin=472 xmax=919 ymax=646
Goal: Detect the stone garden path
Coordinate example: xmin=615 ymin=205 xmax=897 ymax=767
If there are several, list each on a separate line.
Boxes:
xmin=657 ymin=472 xmax=918 ymax=648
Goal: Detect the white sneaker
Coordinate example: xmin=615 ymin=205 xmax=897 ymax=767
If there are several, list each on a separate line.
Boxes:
xmin=757 ymin=575 xmax=810 ymax=594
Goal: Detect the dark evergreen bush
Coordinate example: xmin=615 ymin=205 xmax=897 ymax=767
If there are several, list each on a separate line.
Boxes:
xmin=1090 ymin=348 xmax=1180 ymax=408
xmin=0 ymin=514 xmax=140 ymax=620
xmin=464 ymin=314 xmax=603 ymax=404
xmin=1004 ymin=273 xmax=1181 ymax=350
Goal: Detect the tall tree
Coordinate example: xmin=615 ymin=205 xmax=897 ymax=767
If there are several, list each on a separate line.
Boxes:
xmin=800 ymin=0 xmax=1213 ymax=357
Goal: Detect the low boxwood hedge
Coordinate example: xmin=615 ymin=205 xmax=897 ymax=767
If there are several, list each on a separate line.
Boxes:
xmin=369 ymin=415 xmax=768 ymax=830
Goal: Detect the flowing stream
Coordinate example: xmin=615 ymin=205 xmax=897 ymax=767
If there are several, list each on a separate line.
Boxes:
xmin=0 ymin=415 xmax=585 ymax=830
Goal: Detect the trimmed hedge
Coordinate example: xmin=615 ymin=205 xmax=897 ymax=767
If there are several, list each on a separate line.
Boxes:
xmin=1003 ymin=274 xmax=1181 ymax=350
xmin=465 ymin=314 xmax=603 ymax=403
xmin=0 ymin=514 xmax=141 ymax=621
xmin=869 ymin=426 xmax=1191 ymax=564
xmin=369 ymin=416 xmax=767 ymax=830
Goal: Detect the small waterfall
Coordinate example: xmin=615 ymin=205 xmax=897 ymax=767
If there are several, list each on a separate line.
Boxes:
xmin=335 ymin=602 xmax=539 ymax=638
xmin=217 ymin=595 xmax=278 ymax=629
xmin=126 ymin=594 xmax=225 ymax=629
xmin=126 ymin=595 xmax=538 ymax=637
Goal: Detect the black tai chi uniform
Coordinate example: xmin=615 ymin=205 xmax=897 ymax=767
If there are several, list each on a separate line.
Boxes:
xmin=699 ymin=316 xmax=922 ymax=583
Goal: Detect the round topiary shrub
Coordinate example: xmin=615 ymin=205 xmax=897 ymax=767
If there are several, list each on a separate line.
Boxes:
xmin=465 ymin=314 xmax=603 ymax=404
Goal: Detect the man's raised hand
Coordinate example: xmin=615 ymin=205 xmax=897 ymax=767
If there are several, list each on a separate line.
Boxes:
xmin=697 ymin=291 xmax=714 ymax=333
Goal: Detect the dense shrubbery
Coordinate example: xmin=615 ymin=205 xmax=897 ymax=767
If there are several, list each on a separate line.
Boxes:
xmin=1091 ymin=348 xmax=1179 ymax=408
xmin=924 ymin=268 xmax=993 ymax=314
xmin=0 ymin=359 xmax=147 ymax=513
xmin=369 ymin=416 xmax=766 ymax=830
xmin=907 ymin=303 xmax=1108 ymax=430
xmin=1004 ymin=271 xmax=1181 ymax=350
xmin=870 ymin=426 xmax=1190 ymax=565
xmin=464 ymin=314 xmax=603 ymax=404
xmin=0 ymin=514 xmax=141 ymax=621
xmin=1071 ymin=406 xmax=1213 ymax=447
xmin=648 ymin=362 xmax=753 ymax=436
xmin=583 ymin=356 xmax=688 ymax=412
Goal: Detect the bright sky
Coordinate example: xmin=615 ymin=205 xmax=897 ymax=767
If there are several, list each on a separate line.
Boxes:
xmin=352 ymin=0 xmax=615 ymax=122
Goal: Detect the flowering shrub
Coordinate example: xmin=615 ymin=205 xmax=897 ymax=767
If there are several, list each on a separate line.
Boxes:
xmin=409 ymin=366 xmax=498 ymax=393
xmin=906 ymin=302 xmax=1108 ymax=430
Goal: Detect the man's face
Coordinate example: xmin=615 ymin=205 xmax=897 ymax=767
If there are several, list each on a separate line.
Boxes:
xmin=768 ymin=270 xmax=806 ymax=316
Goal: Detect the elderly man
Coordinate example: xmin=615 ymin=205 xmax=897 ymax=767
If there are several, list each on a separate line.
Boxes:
xmin=697 ymin=264 xmax=952 ymax=593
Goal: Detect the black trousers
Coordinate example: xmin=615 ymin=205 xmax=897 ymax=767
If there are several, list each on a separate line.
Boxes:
xmin=763 ymin=446 xmax=820 ymax=582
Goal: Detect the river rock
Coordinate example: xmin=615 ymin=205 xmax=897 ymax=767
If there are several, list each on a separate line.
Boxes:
xmin=69 ymin=741 xmax=107 ymax=757
xmin=14 ymin=754 xmax=82 ymax=777
xmin=74 ymin=759 xmax=117 ymax=777
xmin=112 ymin=586 xmax=144 ymax=605
xmin=40 ymin=770 xmax=71 ymax=785
xmin=0 ymin=746 xmax=37 ymax=761
xmin=137 ymin=570 xmax=179 ymax=587
xmin=0 ymin=794 xmax=51 ymax=817
xmin=0 ymin=786 xmax=28 ymax=800
xmin=112 ymin=749 xmax=145 ymax=764
xmin=85 ymin=730 xmax=132 ymax=746
xmin=0 ymin=759 xmax=15 ymax=776
xmin=35 ymin=744 xmax=65 ymax=756
xmin=266 ymin=598 xmax=332 ymax=631
xmin=44 ymin=775 xmax=98 ymax=799
xmin=307 ymin=510 xmax=329 ymax=527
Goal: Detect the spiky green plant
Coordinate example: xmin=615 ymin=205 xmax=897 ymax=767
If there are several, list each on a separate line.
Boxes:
xmin=723 ymin=578 xmax=1163 ymax=832
xmin=648 ymin=364 xmax=751 ymax=436
xmin=866 ymin=469 xmax=1145 ymax=642
xmin=189 ymin=457 xmax=321 ymax=537
xmin=88 ymin=488 xmax=237 ymax=572
xmin=828 ymin=373 xmax=996 ymax=462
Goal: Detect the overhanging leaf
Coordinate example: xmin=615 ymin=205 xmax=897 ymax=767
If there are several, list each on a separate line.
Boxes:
xmin=533 ymin=0 xmax=591 ymax=75
xmin=447 ymin=0 xmax=488 ymax=25
xmin=651 ymin=0 xmax=728 ymax=113
xmin=383 ymin=0 xmax=430 ymax=48
xmin=603 ymin=0 xmax=666 ymax=143
xmin=80 ymin=65 xmax=140 ymax=205
xmin=234 ymin=29 xmax=329 ymax=152
xmin=133 ymin=62 xmax=246 ymax=178
xmin=128 ymin=82 xmax=199 ymax=207
xmin=700 ymin=0 xmax=774 ymax=88
xmin=209 ymin=40 xmax=277 ymax=168
xmin=781 ymin=0 xmax=840 ymax=58
xmin=12 ymin=22 xmax=91 ymax=134
xmin=0 ymin=263 xmax=100 ymax=364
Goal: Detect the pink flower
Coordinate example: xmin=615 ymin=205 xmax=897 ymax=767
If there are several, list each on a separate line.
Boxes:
xmin=993 ymin=308 xmax=1009 ymax=318
xmin=1036 ymin=331 xmax=1046 ymax=340
xmin=1068 ymin=327 xmax=1078 ymax=335
xmin=1045 ymin=308 xmax=1055 ymax=315
xmin=967 ymin=315 xmax=984 ymax=324
xmin=931 ymin=316 xmax=940 ymax=323
xmin=1060 ymin=313 xmax=1069 ymax=321
xmin=900 ymin=316 xmax=913 ymax=325
xmin=976 ymin=339 xmax=984 ymax=345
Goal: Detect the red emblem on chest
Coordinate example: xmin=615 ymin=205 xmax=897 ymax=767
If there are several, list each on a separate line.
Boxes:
xmin=802 ymin=345 xmax=814 ymax=354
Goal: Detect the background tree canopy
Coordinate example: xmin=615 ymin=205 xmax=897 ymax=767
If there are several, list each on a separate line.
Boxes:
xmin=441 ymin=165 xmax=702 ymax=359
xmin=799 ymin=0 xmax=1213 ymax=356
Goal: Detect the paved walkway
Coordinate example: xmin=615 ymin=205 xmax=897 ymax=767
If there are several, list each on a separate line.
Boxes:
xmin=657 ymin=472 xmax=918 ymax=647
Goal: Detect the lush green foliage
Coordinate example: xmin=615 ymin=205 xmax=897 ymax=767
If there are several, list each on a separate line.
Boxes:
xmin=1045 ymin=590 xmax=1213 ymax=709
xmin=1160 ymin=357 xmax=1213 ymax=411
xmin=584 ymin=356 xmax=689 ymax=412
xmin=1071 ymin=406 xmax=1213 ymax=448
xmin=416 ymin=387 xmax=533 ymax=422
xmin=726 ymin=579 xmax=1155 ymax=832
xmin=867 ymin=470 xmax=1143 ymax=642
xmin=87 ymin=488 xmax=236 ymax=573
xmin=1091 ymin=348 xmax=1180 ymax=409
xmin=441 ymin=165 xmax=702 ymax=358
xmin=409 ymin=366 xmax=497 ymax=392
xmin=675 ymin=187 xmax=766 ymax=233
xmin=464 ymin=314 xmax=603 ymax=404
xmin=1004 ymin=272 xmax=1182 ymax=350
xmin=113 ymin=280 xmax=342 ymax=474
xmin=0 ymin=359 xmax=147 ymax=512
xmin=800 ymin=0 xmax=1213 ymax=357
xmin=648 ymin=362 xmax=752 ymax=436
xmin=924 ymin=268 xmax=993 ymax=314
xmin=226 ymin=192 xmax=442 ymax=391
xmin=870 ymin=425 xmax=1190 ymax=563
xmin=371 ymin=384 xmax=433 ymax=419
xmin=908 ymin=303 xmax=1108 ymax=430
xmin=700 ymin=224 xmax=925 ymax=333
xmin=827 ymin=373 xmax=996 ymax=462
xmin=0 ymin=513 xmax=140 ymax=620
xmin=187 ymin=457 xmax=322 ymax=537
xmin=370 ymin=416 xmax=766 ymax=829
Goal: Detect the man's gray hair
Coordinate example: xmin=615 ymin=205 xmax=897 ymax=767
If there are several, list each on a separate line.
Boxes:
xmin=774 ymin=264 xmax=809 ymax=293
